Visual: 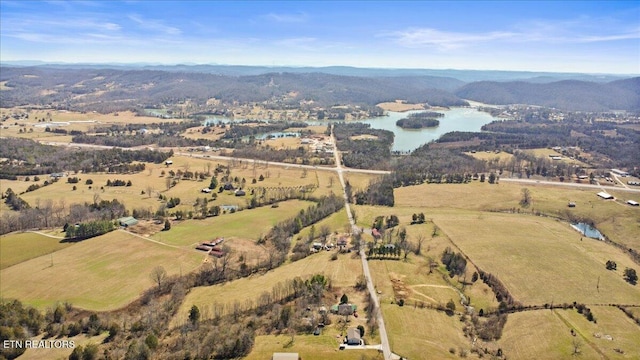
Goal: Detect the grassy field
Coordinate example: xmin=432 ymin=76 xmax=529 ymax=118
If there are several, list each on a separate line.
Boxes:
xmin=246 ymin=334 xmax=380 ymax=360
xmin=497 ymin=307 xmax=640 ymax=360
xmin=0 ymin=109 xmax=176 ymax=141
xmin=433 ymin=212 xmax=640 ymax=305
xmin=383 ymin=304 xmax=469 ymax=359
xmin=466 ymin=150 xmax=514 ymax=164
xmin=152 ymin=199 xmax=312 ymax=246
xmin=172 ymin=250 xmax=363 ymax=326
xmin=523 ymin=148 xmax=591 ymax=167
xmin=0 ymin=230 xmax=204 ymax=311
xmin=394 ymin=181 xmax=640 ymax=251
xmin=0 ymin=232 xmax=71 ymax=269
xmin=376 ymin=101 xmax=425 ymax=112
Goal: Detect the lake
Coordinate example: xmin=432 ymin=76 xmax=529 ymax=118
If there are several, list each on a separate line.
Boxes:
xmin=361 ymin=108 xmax=501 ymax=152
xmin=193 ymin=106 xmax=503 ymax=152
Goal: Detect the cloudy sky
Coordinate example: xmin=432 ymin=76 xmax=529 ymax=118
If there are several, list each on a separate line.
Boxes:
xmin=1 ymin=1 xmax=638 ymax=74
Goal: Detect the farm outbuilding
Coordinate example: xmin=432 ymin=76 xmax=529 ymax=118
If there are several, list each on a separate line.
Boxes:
xmin=118 ymin=216 xmax=138 ymax=227
xmin=597 ymin=192 xmax=614 ymax=200
xmin=627 ymin=200 xmax=639 ymax=206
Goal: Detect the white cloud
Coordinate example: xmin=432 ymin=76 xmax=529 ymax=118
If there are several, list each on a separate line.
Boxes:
xmin=263 ymin=12 xmax=308 ymax=23
xmin=387 ymin=28 xmax=516 ymax=50
xmin=128 ymin=14 xmax=181 ymax=35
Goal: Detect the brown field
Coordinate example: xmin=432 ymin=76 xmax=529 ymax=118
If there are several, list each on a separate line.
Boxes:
xmin=497 ymin=307 xmax=640 ymax=360
xmin=523 ymin=148 xmax=591 ymax=167
xmin=0 ymin=109 xmax=178 ymax=142
xmin=0 ymin=230 xmax=204 ymax=311
xmin=383 ymin=304 xmax=469 ymax=359
xmin=433 ymin=212 xmax=640 ymax=305
xmin=246 ymin=334 xmax=380 ymax=360
xmin=394 ymin=181 xmax=640 ymax=251
xmin=376 ymin=101 xmax=425 ymax=112
xmin=466 ymin=150 xmax=514 ymax=164
xmin=172 ymin=250 xmax=363 ymax=326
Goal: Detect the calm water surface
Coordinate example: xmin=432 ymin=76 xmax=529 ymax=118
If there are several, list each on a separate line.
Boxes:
xmin=191 ymin=106 xmax=503 ymax=152
xmin=362 ymin=108 xmax=501 ymax=152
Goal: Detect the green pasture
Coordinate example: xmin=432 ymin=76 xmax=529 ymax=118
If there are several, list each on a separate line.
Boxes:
xmin=0 ymin=230 xmax=203 ymax=311
xmin=0 ymin=232 xmax=70 ymax=269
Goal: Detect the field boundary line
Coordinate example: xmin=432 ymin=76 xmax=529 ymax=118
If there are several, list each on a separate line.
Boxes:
xmin=552 ymin=309 xmax=609 ymax=360
xmin=26 ymin=230 xmax=65 ymax=239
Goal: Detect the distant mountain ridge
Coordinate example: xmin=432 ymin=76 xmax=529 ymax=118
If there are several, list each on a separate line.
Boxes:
xmin=1 ymin=61 xmax=632 ymax=83
xmin=455 ymin=78 xmax=640 ymax=111
xmin=0 ymin=64 xmax=638 ymax=111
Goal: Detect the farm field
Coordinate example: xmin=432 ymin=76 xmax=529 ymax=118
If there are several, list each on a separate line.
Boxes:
xmin=0 ymin=231 xmax=70 ymax=269
xmin=0 ymin=230 xmax=204 ymax=311
xmin=497 ymin=307 xmax=640 ymax=359
xmin=152 ymin=199 xmax=313 ymax=246
xmin=433 ymin=212 xmax=640 ymax=305
xmin=172 ymin=250 xmax=363 ymax=326
xmin=523 ymin=148 xmax=591 ymax=167
xmin=0 ymin=109 xmax=176 ymax=141
xmin=394 ymin=181 xmax=640 ymax=251
xmin=466 ymin=150 xmax=514 ymax=164
xmin=383 ymin=304 xmax=469 ymax=359
xmin=246 ymin=334 xmax=380 ymax=360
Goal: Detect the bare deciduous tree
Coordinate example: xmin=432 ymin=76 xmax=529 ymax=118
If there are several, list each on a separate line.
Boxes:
xmin=150 ymin=266 xmax=167 ymax=289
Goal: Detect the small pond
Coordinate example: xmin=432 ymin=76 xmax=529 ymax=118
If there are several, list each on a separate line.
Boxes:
xmin=571 ymin=223 xmax=605 ymax=240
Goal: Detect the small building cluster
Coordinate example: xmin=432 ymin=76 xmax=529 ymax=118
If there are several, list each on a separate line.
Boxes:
xmin=195 ymin=237 xmax=225 ymax=257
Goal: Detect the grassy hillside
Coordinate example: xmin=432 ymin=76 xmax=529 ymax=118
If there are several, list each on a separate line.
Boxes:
xmin=0 ymin=230 xmax=203 ymax=311
xmin=0 ymin=232 xmax=70 ymax=269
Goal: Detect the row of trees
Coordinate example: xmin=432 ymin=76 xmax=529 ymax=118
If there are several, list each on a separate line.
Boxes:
xmin=64 ymin=219 xmax=116 ymax=240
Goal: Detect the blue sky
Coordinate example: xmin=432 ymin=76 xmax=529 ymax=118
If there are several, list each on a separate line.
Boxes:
xmin=1 ymin=1 xmax=638 ymax=74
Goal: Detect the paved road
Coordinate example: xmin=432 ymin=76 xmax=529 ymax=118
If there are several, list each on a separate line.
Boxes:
xmin=330 ymin=125 xmax=393 ymax=360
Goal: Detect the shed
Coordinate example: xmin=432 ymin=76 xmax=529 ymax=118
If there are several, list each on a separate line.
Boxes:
xmin=338 ymin=303 xmax=356 ymax=316
xmin=164 ymin=160 xmax=173 ymax=165
xmin=272 ymin=353 xmax=299 ymax=360
xmin=201 ymin=188 xmax=212 ymax=193
xmin=597 ymin=192 xmax=614 ymax=199
xmin=118 ymin=216 xmax=138 ymax=227
xmin=627 ymin=200 xmax=639 ymax=206
xmin=346 ymin=327 xmax=362 ymax=345
xmin=235 ymin=189 xmax=246 ymax=196
xmin=568 ymin=202 xmax=576 ymax=208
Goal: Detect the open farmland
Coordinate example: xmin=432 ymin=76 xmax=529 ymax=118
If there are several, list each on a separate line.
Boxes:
xmin=383 ymin=304 xmax=469 ymax=359
xmin=152 ymin=199 xmax=312 ymax=246
xmin=433 ymin=212 xmax=640 ymax=305
xmin=0 ymin=231 xmax=70 ymax=269
xmin=172 ymin=250 xmax=363 ymax=326
xmin=246 ymin=334 xmax=380 ymax=360
xmin=394 ymin=181 xmax=640 ymax=251
xmin=18 ymin=333 xmax=108 ymax=360
xmin=497 ymin=307 xmax=640 ymax=359
xmin=0 ymin=230 xmax=203 ymax=311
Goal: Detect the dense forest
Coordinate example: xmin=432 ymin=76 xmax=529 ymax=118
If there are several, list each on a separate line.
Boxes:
xmin=331 ymin=123 xmax=395 ymax=170
xmin=455 ymin=78 xmax=640 ymax=111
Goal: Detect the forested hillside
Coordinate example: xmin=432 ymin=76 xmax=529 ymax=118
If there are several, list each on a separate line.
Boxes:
xmin=455 ymin=78 xmax=640 ymax=111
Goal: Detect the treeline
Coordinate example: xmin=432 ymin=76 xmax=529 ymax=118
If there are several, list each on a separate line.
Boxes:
xmin=354 ymin=176 xmax=395 ymax=206
xmin=1 ymin=198 xmax=126 ymax=235
xmin=71 ymin=133 xmax=210 ymax=148
xmin=64 ymin=219 xmax=116 ymax=240
xmin=266 ymin=194 xmax=345 ymax=258
xmin=230 ymin=146 xmax=334 ymax=166
xmin=395 ymin=111 xmax=443 ymax=129
xmin=0 ymin=138 xmax=172 ymax=176
xmin=393 ymin=147 xmax=484 ymax=186
xmin=332 ymin=123 xmax=394 ymax=170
